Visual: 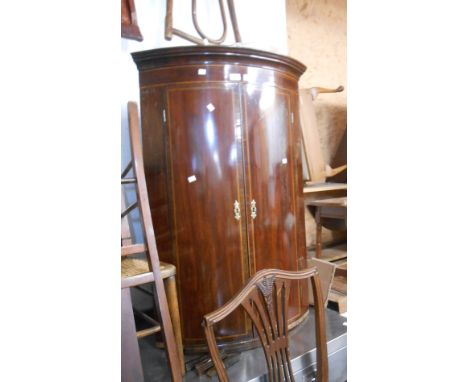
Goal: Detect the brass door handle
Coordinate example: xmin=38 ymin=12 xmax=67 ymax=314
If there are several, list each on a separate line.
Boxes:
xmin=250 ymin=200 xmax=257 ymax=219
xmin=234 ymin=200 xmax=241 ymax=220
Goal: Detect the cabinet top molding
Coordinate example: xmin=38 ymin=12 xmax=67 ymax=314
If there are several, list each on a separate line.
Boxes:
xmin=131 ymin=46 xmax=306 ymax=78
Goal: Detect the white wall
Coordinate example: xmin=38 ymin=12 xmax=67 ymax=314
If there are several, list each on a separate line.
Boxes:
xmin=122 ymin=0 xmax=289 ymax=241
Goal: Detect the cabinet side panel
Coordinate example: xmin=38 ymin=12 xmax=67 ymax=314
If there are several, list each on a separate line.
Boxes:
xmin=140 ymin=88 xmax=174 ymax=264
xmin=166 ymin=85 xmax=250 ymax=342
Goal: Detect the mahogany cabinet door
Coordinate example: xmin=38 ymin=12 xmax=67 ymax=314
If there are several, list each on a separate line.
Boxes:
xmin=241 ymin=84 xmax=305 ymax=320
xmin=165 ymin=84 xmax=251 ymax=343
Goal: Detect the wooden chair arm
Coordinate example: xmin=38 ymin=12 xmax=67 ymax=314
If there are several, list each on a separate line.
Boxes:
xmin=304 ymin=85 xmax=344 ymax=100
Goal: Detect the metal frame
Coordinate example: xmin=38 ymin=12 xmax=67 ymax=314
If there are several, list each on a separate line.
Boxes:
xmin=165 ymin=0 xmax=242 ymax=45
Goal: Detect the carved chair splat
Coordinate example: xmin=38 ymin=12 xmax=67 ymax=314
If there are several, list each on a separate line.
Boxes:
xmin=203 ymin=268 xmax=328 ymax=382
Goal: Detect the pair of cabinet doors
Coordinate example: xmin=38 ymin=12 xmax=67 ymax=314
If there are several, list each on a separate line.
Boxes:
xmin=141 ymin=82 xmax=307 ymax=346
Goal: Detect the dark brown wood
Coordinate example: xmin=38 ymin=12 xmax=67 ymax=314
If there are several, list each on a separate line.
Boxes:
xmin=165 ymin=84 xmax=249 ymax=344
xmin=121 ymin=102 xmax=183 ymax=380
xmin=202 ymin=268 xmax=329 ymax=382
xmin=132 ymin=46 xmax=308 ymax=350
xmin=242 ymin=86 xmax=307 ymax=321
xmin=133 ymin=46 xmax=306 ymax=76
xmin=121 ymin=0 xmax=143 ymax=42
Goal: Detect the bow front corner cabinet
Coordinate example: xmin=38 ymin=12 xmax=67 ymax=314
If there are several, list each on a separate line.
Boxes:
xmin=132 ymin=46 xmax=308 ymax=352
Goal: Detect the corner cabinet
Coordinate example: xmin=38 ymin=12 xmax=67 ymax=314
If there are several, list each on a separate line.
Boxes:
xmin=132 ymin=46 xmax=309 ymax=351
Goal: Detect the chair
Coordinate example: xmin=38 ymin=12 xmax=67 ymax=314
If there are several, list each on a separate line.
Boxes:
xmin=299 ymin=85 xmax=347 ymax=185
xmin=203 ymin=268 xmax=329 ymax=382
xmin=121 ymin=101 xmax=184 ymax=381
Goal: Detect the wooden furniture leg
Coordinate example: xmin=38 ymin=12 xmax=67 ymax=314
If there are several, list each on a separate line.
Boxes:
xmin=164 ymin=275 xmax=185 ymax=373
xmin=315 ymin=206 xmax=322 ymax=258
xmin=122 ymin=288 xmax=145 ymax=382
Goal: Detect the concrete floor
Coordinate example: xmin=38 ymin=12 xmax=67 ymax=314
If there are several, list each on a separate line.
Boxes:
xmin=138 ymin=307 xmax=347 ymax=381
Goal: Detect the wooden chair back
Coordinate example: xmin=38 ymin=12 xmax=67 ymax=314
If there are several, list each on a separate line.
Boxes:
xmin=299 ymin=86 xmax=346 ymax=184
xmin=121 ymin=101 xmax=182 ymax=381
xmin=203 ymin=268 xmax=328 ymax=382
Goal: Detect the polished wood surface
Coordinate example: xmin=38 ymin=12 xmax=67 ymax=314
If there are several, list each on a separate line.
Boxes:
xmin=132 ymin=46 xmax=306 ymax=75
xmin=166 ymin=84 xmax=249 ymax=341
xmin=203 ymin=268 xmax=328 ymax=382
xmin=132 ymin=46 xmax=308 ymax=350
xmin=243 ymin=87 xmax=308 ymax=321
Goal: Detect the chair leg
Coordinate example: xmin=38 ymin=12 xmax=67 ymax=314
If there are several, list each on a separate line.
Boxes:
xmin=164 ymin=275 xmax=185 ymax=374
xmin=121 ymin=287 xmax=144 ymax=382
